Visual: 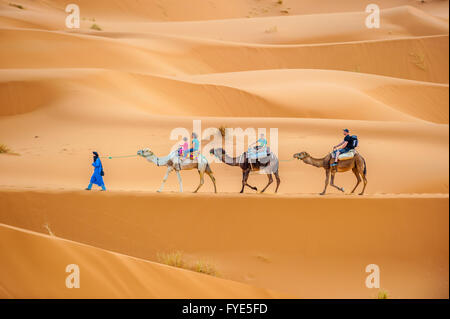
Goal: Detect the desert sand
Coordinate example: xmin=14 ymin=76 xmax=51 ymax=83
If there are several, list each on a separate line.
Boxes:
xmin=0 ymin=0 xmax=448 ymax=299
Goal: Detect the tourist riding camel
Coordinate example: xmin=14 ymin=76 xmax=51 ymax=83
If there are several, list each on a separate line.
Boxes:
xmin=210 ymin=147 xmax=280 ymax=193
xmin=331 ymin=129 xmax=357 ymax=167
xmin=137 ymin=147 xmax=217 ymax=193
xmin=293 ymin=129 xmax=367 ymax=195
xmin=185 ymin=132 xmax=200 ymax=160
xmin=248 ymin=133 xmax=268 ymax=154
xmin=179 ymin=136 xmax=189 ymax=159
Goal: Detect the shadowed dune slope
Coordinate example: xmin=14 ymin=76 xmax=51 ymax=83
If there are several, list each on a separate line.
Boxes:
xmin=0 ymin=222 xmax=291 ymax=298
xmin=0 ymin=191 xmax=448 ymax=298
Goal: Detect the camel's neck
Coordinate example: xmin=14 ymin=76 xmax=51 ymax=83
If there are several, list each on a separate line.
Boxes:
xmin=303 ymin=155 xmax=326 ymax=168
xmin=146 ymin=152 xmax=174 ymax=166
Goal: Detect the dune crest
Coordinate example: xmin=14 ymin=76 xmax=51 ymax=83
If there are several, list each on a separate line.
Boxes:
xmin=1 ymin=68 xmax=448 ymax=123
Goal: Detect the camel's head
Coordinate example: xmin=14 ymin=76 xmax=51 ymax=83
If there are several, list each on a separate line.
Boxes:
xmin=137 ymin=148 xmax=153 ymax=157
xmin=210 ymin=148 xmax=225 ymax=158
xmin=294 ymin=152 xmax=309 ymax=160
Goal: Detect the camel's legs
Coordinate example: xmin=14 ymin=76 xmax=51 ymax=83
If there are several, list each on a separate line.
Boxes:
xmin=206 ymin=171 xmax=217 ymax=193
xmin=193 ymin=170 xmax=205 ymax=193
xmin=240 ymin=170 xmax=246 ymax=193
xmin=158 ymin=166 xmax=173 ymax=192
xmin=260 ymin=174 xmax=273 ymax=193
xmin=247 ymin=173 xmax=258 ymax=191
xmin=274 ymin=170 xmax=280 ymax=193
xmin=359 ymin=171 xmax=367 ymax=195
xmin=351 ymin=167 xmax=361 ymax=194
xmin=245 ymin=170 xmax=258 ymax=191
xmin=240 ymin=170 xmax=257 ymax=193
xmin=330 ymin=170 xmax=345 ymax=192
xmin=320 ymin=169 xmax=330 ymax=195
xmin=176 ymin=170 xmax=183 ymax=193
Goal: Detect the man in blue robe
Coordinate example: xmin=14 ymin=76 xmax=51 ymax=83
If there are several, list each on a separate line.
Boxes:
xmin=85 ymin=151 xmax=106 ymax=191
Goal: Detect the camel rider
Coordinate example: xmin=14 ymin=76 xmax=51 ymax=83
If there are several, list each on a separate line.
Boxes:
xmin=331 ymin=129 xmax=354 ymax=167
xmin=180 ymin=136 xmax=189 ymax=159
xmin=257 ymin=134 xmax=268 ymax=151
xmin=186 ymin=132 xmax=200 ymax=160
xmin=249 ymin=134 xmax=268 ymax=154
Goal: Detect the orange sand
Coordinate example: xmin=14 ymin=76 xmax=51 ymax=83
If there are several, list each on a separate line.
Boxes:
xmin=0 ymin=190 xmax=448 ymax=298
xmin=0 ymin=222 xmax=292 ymax=298
xmin=0 ymin=0 xmax=448 ymax=299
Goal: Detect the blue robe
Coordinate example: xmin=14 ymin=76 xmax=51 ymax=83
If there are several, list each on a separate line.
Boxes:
xmin=90 ymin=158 xmax=104 ymax=187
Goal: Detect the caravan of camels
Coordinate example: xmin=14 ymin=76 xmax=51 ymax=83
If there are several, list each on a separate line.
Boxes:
xmin=135 ymin=130 xmax=367 ymax=195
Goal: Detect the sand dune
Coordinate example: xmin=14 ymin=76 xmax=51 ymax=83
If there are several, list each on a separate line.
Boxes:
xmin=182 ymin=69 xmax=449 ymax=123
xmin=0 ymin=222 xmax=291 ymax=298
xmin=1 ymin=28 xmax=447 ymax=84
xmin=0 ymin=29 xmax=178 ymax=75
xmin=0 ymin=191 xmax=448 ymax=298
xmin=1 ymin=0 xmax=448 ymax=25
xmin=98 ymin=6 xmax=448 ymax=45
xmin=1 ymin=68 xmax=448 ymax=123
xmin=0 ymin=0 xmax=448 ymax=299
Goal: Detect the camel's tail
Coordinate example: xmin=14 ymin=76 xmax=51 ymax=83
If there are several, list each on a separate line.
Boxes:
xmin=205 ymin=163 xmax=213 ymax=174
xmin=363 ymin=157 xmax=367 ymax=176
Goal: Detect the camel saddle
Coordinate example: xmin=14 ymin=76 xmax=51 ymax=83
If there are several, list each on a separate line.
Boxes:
xmin=189 ymin=151 xmax=200 ymax=161
xmin=248 ymin=147 xmax=271 ymax=170
xmin=334 ymin=149 xmax=357 ymax=161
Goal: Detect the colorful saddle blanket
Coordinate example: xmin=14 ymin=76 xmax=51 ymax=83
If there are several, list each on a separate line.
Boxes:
xmin=188 ymin=151 xmax=201 ymax=161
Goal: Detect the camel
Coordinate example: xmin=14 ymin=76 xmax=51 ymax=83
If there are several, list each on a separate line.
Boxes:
xmin=137 ymin=148 xmax=217 ymax=193
xmin=293 ymin=151 xmax=367 ymax=195
xmin=210 ymin=148 xmax=280 ymax=193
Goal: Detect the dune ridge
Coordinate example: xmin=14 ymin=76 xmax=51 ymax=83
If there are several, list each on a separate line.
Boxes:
xmin=1 ymin=68 xmax=448 ymax=123
xmin=95 ymin=6 xmax=448 ymax=45
xmin=1 ymin=28 xmax=448 ymax=84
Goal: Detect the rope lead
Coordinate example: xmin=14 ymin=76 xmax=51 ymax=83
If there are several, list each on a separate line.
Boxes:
xmin=102 ymin=154 xmax=295 ymax=162
xmin=101 ymin=155 xmax=138 ymax=160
